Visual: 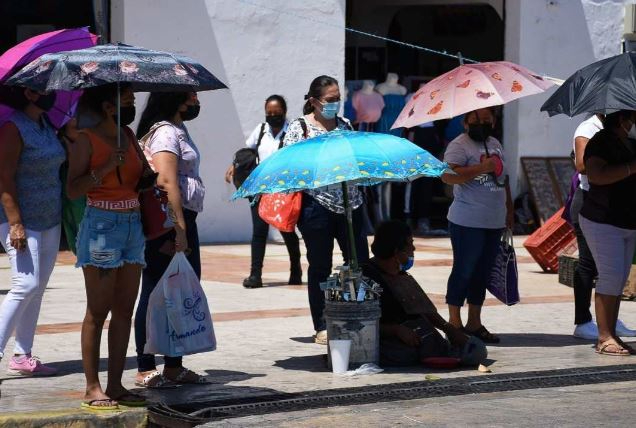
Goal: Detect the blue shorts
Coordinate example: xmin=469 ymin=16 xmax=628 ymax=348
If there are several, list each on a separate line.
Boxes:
xmin=76 ymin=207 xmax=146 ymax=269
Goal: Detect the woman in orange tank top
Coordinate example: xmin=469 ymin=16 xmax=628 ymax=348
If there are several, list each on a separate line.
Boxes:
xmin=67 ymin=83 xmax=146 ymax=410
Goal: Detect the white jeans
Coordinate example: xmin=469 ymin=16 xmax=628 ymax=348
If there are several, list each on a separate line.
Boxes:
xmin=0 ymin=223 xmax=60 ymax=357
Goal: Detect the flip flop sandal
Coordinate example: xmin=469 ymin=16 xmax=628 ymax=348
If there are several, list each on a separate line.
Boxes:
xmin=135 ymin=370 xmax=179 ymax=389
xmin=112 ymin=393 xmax=148 ymax=407
xmin=172 ymin=367 xmax=209 ymax=385
xmin=596 ymin=339 xmax=630 ymax=356
xmin=616 ymin=339 xmax=636 ymax=355
xmin=465 ymin=326 xmax=500 ymax=344
xmin=81 ymin=398 xmax=119 ymax=411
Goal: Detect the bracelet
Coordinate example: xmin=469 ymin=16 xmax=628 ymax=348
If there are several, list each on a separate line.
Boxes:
xmin=90 ymin=170 xmax=102 ymax=186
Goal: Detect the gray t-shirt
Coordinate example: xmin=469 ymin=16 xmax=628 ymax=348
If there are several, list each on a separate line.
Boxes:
xmin=444 ymin=133 xmax=506 ymax=229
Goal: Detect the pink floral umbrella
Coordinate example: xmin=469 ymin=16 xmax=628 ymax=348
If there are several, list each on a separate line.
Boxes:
xmin=391 ymin=61 xmax=555 ymax=129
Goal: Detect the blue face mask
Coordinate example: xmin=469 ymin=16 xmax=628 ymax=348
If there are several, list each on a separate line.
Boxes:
xmin=320 ymin=101 xmax=340 ymax=119
xmin=400 ymin=256 xmax=414 ymax=272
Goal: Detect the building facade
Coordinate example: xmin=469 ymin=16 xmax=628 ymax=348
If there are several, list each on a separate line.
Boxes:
xmin=2 ymin=0 xmax=624 ymax=242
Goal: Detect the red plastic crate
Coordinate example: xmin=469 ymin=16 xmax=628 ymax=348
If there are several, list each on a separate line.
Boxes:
xmin=523 ymin=208 xmax=577 ymax=272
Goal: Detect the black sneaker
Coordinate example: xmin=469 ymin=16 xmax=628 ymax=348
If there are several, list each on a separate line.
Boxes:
xmin=243 ymin=275 xmax=263 ymax=288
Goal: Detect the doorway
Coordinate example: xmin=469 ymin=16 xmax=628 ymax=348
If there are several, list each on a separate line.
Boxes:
xmin=344 ymin=1 xmax=505 ymax=230
xmin=0 ymin=0 xmax=103 ymax=55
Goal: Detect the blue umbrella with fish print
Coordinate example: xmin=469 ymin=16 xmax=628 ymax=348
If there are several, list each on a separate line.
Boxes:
xmin=233 ymin=130 xmax=449 ymax=270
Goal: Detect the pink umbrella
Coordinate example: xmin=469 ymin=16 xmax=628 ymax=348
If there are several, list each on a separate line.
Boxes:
xmin=391 ymin=61 xmax=555 ymax=129
xmin=0 ymin=27 xmax=98 ymax=129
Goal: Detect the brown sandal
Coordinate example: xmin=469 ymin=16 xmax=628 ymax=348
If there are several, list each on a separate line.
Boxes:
xmin=596 ymin=339 xmax=630 ymax=356
xmin=166 ymin=367 xmax=209 ymax=385
xmin=465 ymin=326 xmax=500 ymax=344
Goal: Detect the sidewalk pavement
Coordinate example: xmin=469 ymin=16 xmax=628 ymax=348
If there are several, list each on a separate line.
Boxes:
xmin=0 ymin=236 xmax=635 ymax=426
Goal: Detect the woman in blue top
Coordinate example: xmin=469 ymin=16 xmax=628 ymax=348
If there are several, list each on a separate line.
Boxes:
xmin=0 ymin=86 xmax=65 ymax=376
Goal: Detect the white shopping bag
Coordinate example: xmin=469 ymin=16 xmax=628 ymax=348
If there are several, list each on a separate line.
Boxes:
xmin=144 ymin=252 xmax=216 ymax=356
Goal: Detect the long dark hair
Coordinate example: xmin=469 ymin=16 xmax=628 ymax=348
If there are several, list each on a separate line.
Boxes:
xmin=303 ymin=75 xmax=338 ymax=115
xmin=78 ymin=83 xmax=130 ymax=116
xmin=137 ymin=92 xmax=189 ymax=138
xmin=0 ymin=86 xmax=30 ymax=110
xmin=603 ymin=110 xmax=633 ymax=130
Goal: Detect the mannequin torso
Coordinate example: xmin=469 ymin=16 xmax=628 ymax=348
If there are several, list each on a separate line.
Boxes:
xmin=375 ymin=73 xmax=407 ymax=96
xmin=352 ymin=80 xmax=385 ymax=124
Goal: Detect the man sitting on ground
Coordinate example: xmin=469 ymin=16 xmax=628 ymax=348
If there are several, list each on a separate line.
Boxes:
xmin=362 ymin=220 xmax=487 ymax=367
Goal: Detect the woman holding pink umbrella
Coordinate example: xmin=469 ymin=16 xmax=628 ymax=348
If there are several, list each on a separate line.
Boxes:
xmin=392 ymin=61 xmax=553 ymax=343
xmin=441 ymin=107 xmax=513 ymax=343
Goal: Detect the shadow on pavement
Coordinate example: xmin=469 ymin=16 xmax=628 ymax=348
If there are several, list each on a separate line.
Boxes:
xmin=289 ymin=336 xmax=314 ymax=344
xmin=41 ymin=356 xmax=138 ymax=377
xmin=139 ymin=369 xmax=277 ymax=406
xmin=274 ymin=354 xmax=329 ymax=372
xmin=488 ymin=333 xmax=596 ymax=347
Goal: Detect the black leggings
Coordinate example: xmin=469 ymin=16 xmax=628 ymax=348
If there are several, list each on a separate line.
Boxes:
xmin=135 ymin=209 xmax=201 ymax=372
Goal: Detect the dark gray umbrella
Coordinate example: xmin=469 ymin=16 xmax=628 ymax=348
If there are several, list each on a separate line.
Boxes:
xmin=4 ymin=43 xmax=227 ymax=92
xmin=541 ymin=52 xmax=636 ymax=117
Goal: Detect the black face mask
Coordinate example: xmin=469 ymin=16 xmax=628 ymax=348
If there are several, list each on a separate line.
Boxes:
xmin=114 ymin=105 xmax=136 ymax=126
xmin=181 ymin=104 xmax=200 ymax=121
xmin=468 ymin=123 xmax=493 ymax=142
xmin=265 ymin=114 xmax=285 ymax=128
xmin=34 ymin=92 xmax=56 ymax=112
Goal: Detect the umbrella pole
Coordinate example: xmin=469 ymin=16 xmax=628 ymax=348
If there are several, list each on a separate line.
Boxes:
xmin=116 ymin=81 xmax=123 ymax=184
xmin=341 ymin=182 xmax=358 ymax=272
xmin=117 ymin=81 xmax=121 ymax=147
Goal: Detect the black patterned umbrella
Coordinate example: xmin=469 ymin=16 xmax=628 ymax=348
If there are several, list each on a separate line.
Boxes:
xmin=5 ymin=43 xmax=227 ymax=92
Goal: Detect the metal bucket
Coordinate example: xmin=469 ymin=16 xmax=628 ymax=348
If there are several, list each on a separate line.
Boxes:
xmin=324 ymin=300 xmax=381 ymax=369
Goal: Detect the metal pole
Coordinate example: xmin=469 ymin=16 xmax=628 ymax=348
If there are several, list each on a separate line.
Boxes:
xmin=116 ymin=81 xmax=123 ymax=184
xmin=117 ymin=81 xmax=121 ymax=147
xmin=341 ymin=181 xmax=358 ymax=271
xmin=458 ymin=52 xmax=464 ymax=66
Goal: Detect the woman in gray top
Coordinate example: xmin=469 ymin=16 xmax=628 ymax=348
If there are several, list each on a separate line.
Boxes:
xmin=441 ymin=108 xmax=513 ymax=344
xmin=0 ymin=86 xmax=64 ymax=376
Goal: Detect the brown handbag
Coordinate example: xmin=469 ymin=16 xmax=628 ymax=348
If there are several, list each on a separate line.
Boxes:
xmin=129 ymin=126 xmax=174 ymax=240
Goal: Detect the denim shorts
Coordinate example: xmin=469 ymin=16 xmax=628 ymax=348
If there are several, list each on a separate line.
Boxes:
xmin=76 ymin=207 xmax=146 ymax=269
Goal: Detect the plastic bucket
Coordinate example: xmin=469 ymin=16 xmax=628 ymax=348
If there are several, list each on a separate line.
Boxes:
xmin=325 ymin=300 xmax=381 ymax=368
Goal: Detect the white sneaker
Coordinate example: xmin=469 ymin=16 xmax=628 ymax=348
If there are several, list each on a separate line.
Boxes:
xmin=573 ymin=321 xmax=598 ymax=340
xmin=616 ymin=319 xmax=636 ymax=337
